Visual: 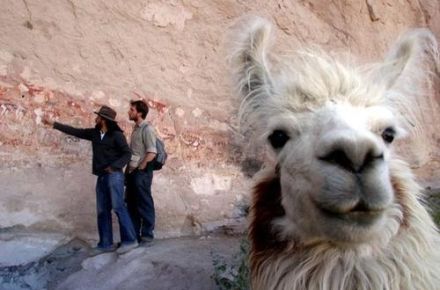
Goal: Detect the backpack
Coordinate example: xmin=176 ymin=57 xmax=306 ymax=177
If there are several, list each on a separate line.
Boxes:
xmin=142 ymin=125 xmax=167 ymax=170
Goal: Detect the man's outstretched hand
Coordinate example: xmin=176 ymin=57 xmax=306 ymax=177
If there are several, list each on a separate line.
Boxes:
xmin=42 ymin=115 xmax=54 ymax=127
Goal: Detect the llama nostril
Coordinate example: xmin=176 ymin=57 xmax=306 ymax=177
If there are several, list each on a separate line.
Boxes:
xmin=319 ymin=149 xmax=355 ymax=172
xmin=358 ymin=152 xmax=384 ymax=172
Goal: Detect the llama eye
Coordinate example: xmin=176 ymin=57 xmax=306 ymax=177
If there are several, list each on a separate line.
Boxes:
xmin=268 ymin=130 xmax=290 ymax=149
xmin=381 ymin=127 xmax=395 ymax=144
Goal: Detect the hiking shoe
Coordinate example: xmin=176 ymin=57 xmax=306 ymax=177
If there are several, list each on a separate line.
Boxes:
xmin=89 ymin=246 xmax=115 ymax=256
xmin=140 ymin=236 xmax=154 ymax=244
xmin=116 ymin=241 xmax=138 ymax=254
xmin=139 ymin=237 xmax=154 ymax=246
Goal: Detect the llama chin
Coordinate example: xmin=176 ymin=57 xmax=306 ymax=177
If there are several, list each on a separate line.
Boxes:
xmin=229 ymin=16 xmax=440 ymax=290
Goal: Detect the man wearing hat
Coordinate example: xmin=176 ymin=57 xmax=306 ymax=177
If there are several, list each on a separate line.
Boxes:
xmin=43 ymin=105 xmax=138 ymax=255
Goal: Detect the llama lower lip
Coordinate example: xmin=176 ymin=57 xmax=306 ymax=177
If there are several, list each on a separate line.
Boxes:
xmin=318 ymin=206 xmax=383 ymax=225
xmin=344 ymin=210 xmax=383 ymax=225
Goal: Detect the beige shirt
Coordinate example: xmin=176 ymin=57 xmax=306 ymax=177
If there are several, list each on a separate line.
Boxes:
xmin=129 ymin=120 xmax=157 ymax=168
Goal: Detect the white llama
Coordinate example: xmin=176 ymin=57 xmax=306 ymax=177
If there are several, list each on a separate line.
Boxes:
xmin=229 ymin=17 xmax=440 ymax=290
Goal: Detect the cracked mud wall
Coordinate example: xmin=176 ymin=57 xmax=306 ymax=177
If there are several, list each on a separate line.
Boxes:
xmin=0 ymin=0 xmax=439 ymax=239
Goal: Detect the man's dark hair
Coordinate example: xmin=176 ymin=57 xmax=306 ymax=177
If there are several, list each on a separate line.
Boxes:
xmin=105 ymin=119 xmax=123 ymax=132
xmin=130 ymin=100 xmax=149 ymax=119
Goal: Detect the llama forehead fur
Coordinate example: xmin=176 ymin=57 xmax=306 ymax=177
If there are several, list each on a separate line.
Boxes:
xmin=228 ymin=17 xmax=440 ymax=290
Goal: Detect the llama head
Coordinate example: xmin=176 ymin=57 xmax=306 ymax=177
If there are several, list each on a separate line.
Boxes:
xmin=229 ymin=17 xmax=439 ymax=247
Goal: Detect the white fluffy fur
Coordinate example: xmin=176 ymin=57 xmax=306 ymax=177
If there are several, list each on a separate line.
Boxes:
xmin=228 ymin=16 xmax=440 ymax=290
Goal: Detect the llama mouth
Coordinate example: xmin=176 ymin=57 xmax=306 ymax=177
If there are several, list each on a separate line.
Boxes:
xmin=316 ymin=203 xmax=384 ymax=226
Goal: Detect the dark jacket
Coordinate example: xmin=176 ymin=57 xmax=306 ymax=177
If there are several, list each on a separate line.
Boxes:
xmin=53 ymin=122 xmax=131 ymax=176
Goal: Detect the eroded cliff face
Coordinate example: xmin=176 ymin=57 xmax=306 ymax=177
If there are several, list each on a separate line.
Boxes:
xmin=1 ymin=0 xmax=439 ymax=239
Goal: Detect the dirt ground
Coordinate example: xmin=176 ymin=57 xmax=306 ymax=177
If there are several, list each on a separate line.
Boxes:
xmin=0 ymin=231 xmax=242 ymax=290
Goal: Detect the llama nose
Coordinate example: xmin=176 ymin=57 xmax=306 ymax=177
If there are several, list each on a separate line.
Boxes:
xmin=318 ymin=137 xmax=383 ymax=173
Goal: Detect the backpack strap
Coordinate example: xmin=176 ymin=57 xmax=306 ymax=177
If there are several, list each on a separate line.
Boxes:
xmin=140 ymin=123 xmax=147 ymax=148
xmin=140 ymin=123 xmax=157 ymax=171
xmin=140 ymin=123 xmax=156 ymax=151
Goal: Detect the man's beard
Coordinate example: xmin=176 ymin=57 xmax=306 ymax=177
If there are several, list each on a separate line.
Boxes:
xmin=95 ymin=123 xmax=102 ymax=130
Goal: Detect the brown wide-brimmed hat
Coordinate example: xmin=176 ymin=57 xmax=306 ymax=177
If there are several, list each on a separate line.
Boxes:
xmin=94 ymin=105 xmax=117 ymax=122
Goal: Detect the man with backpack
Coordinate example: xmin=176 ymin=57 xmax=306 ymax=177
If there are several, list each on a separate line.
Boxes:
xmin=126 ymin=100 xmax=158 ymax=244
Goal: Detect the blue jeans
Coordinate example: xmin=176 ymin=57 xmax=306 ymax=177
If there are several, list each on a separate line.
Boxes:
xmin=126 ymin=170 xmax=155 ymax=240
xmin=96 ymin=171 xmax=137 ymax=248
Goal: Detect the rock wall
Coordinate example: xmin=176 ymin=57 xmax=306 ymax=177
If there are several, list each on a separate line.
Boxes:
xmin=1 ymin=0 xmax=439 ymax=239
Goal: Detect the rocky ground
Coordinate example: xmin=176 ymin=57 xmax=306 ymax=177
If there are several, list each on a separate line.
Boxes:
xmin=0 ymin=229 xmax=242 ymax=290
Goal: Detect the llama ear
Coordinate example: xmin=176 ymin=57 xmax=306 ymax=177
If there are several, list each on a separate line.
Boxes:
xmin=228 ymin=17 xmax=275 ymax=127
xmin=378 ymin=29 xmax=439 ymax=90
